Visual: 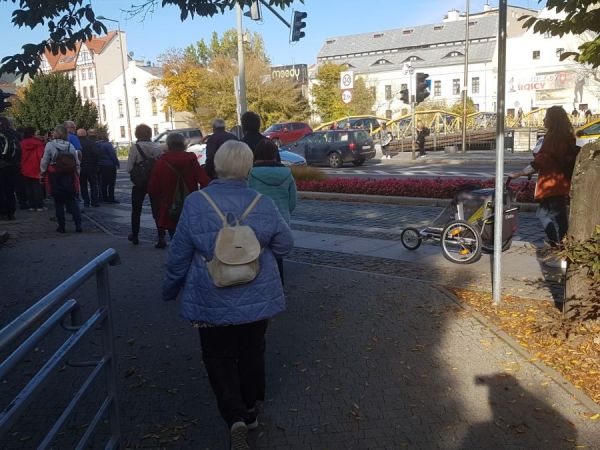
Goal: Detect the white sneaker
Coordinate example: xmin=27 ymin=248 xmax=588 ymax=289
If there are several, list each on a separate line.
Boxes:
xmin=230 ymin=421 xmax=249 ymax=450
xmin=544 ymin=258 xmax=566 ymax=269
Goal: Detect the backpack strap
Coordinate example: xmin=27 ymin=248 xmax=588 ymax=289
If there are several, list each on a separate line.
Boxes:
xmin=240 ymin=194 xmax=262 ymax=221
xmin=199 ymin=190 xmax=227 ymax=225
xmin=135 ymin=143 xmax=148 ymax=161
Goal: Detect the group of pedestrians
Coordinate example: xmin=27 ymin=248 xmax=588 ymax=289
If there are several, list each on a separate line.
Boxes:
xmin=0 ymin=118 xmax=120 ymax=232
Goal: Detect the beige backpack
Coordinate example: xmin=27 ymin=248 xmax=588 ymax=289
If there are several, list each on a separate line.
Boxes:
xmin=200 ymin=190 xmax=262 ymax=287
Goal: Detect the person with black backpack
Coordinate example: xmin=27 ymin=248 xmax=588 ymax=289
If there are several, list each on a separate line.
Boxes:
xmin=40 ymin=125 xmax=82 ymax=233
xmin=126 ymin=124 xmax=164 ymax=245
xmin=0 ymin=117 xmax=21 ymax=220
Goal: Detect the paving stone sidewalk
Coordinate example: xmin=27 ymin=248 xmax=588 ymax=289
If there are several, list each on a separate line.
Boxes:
xmin=1 ymin=234 xmax=599 ymax=449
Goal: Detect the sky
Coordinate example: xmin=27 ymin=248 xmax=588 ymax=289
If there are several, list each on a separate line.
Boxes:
xmin=0 ymin=0 xmax=546 ymax=69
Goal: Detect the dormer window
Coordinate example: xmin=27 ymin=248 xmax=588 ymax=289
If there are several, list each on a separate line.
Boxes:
xmin=434 ymin=25 xmax=444 ymax=31
xmin=444 ymin=51 xmax=463 ymax=58
xmin=373 ymin=33 xmax=384 ymax=38
xmin=326 ymin=39 xmax=336 ymax=44
xmin=402 ymin=29 xmax=414 ymax=35
xmin=403 ymin=56 xmax=422 ymax=63
xmin=373 ymin=59 xmax=392 ymax=66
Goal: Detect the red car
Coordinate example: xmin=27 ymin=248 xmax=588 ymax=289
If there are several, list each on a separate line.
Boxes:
xmin=264 ymin=122 xmax=312 ymax=146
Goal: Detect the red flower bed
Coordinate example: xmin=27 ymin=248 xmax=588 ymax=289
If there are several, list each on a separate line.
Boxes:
xmin=296 ymin=178 xmax=536 ymax=203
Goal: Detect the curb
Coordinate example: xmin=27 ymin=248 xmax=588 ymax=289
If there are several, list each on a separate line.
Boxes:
xmin=298 ymin=191 xmax=538 ymax=212
xmin=384 ymin=157 xmax=531 ymax=166
xmin=433 ymin=285 xmax=600 ymax=413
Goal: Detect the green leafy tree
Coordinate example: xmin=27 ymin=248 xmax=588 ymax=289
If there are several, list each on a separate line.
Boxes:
xmin=11 ymin=72 xmax=98 ymax=132
xmin=0 ymin=0 xmax=298 ymax=78
xmin=521 ymin=0 xmax=600 ymax=317
xmin=311 ymin=63 xmax=375 ymax=122
xmin=153 ymin=30 xmax=308 ymax=131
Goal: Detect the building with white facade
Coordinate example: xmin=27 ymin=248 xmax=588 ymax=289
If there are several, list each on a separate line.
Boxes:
xmin=313 ymin=5 xmax=600 ymax=121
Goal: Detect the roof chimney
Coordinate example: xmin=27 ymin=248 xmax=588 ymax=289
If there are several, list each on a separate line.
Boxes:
xmin=445 ymin=9 xmax=461 ymax=22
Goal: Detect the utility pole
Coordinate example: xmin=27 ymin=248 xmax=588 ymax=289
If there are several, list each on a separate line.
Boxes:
xmin=461 ymin=0 xmax=470 ymax=154
xmin=404 ymin=64 xmax=416 ymax=160
xmin=493 ymin=0 xmax=508 ymax=306
xmin=236 ymin=3 xmax=247 ymax=122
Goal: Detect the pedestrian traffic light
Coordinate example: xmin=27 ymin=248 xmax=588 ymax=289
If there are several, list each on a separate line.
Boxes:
xmin=0 ymin=90 xmax=11 ymax=112
xmin=415 ymin=72 xmax=430 ymax=104
xmin=290 ymin=10 xmax=307 ymax=42
xmin=400 ymin=88 xmax=409 ymax=104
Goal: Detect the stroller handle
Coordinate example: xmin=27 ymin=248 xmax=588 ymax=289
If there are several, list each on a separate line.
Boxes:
xmin=505 ymin=176 xmax=513 ymax=190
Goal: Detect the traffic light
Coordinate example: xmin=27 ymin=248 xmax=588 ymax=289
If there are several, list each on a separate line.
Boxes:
xmin=290 ymin=10 xmax=307 ymax=42
xmin=415 ymin=72 xmax=430 ymax=104
xmin=243 ymin=1 xmax=262 ymax=20
xmin=400 ymin=88 xmax=409 ymax=104
xmin=0 ymin=90 xmax=11 ymax=112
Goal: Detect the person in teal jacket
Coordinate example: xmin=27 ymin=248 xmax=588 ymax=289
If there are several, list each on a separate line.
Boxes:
xmin=248 ymin=139 xmax=297 ymax=224
xmin=249 ymin=139 xmax=297 ymax=284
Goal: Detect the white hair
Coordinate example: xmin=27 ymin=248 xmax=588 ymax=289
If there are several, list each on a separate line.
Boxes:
xmin=214 ymin=140 xmax=253 ymax=180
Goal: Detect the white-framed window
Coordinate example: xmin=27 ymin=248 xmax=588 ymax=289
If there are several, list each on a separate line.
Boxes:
xmin=434 ymin=80 xmax=441 ymax=97
xmin=81 ymin=69 xmax=87 ymax=81
xmin=90 ymin=86 xmax=95 ymax=98
xmin=151 ymin=96 xmax=158 ymax=115
xmin=82 ymin=86 xmax=88 ymax=98
xmin=533 ymin=50 xmax=540 ymax=60
xmin=88 ymin=68 xmax=94 ymax=80
xmin=385 ymin=85 xmax=392 ymax=100
xmin=120 ymin=126 xmax=126 ymax=138
xmin=134 ymin=98 xmax=140 ymax=117
xmin=452 ymin=79 xmax=460 ymax=95
xmin=472 ymin=77 xmax=480 ymax=94
xmin=118 ymin=99 xmax=124 ymax=118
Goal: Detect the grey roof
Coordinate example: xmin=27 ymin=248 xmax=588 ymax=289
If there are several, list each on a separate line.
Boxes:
xmin=318 ymin=15 xmax=498 ymax=59
xmin=139 ymin=65 xmax=163 ymax=77
xmin=338 ymin=40 xmax=497 ymax=72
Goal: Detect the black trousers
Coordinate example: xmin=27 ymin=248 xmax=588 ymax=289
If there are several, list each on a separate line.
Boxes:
xmin=130 ymin=184 xmax=163 ymax=237
xmin=0 ymin=166 xmax=17 ymax=216
xmin=418 ymin=141 xmax=426 ymax=156
xmin=199 ymin=319 xmax=268 ymax=427
xmin=99 ymin=166 xmax=117 ymax=201
xmin=49 ymin=173 xmax=81 ymax=229
xmin=15 ymin=173 xmax=28 ymax=208
xmin=80 ymin=169 xmax=99 ymax=206
xmin=23 ymin=177 xmax=44 ymax=209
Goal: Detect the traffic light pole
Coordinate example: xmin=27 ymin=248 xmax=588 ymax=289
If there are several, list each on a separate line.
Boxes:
xmin=461 ymin=0 xmax=470 ymax=154
xmin=411 ymin=97 xmax=416 ymax=160
xmin=236 ymin=3 xmax=247 ymax=121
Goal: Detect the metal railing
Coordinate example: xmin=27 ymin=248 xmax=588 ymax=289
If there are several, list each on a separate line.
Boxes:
xmin=0 ymin=248 xmax=121 ymax=449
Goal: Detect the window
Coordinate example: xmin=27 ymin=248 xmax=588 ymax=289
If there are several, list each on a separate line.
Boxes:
xmin=131 ymin=78 xmax=137 ymax=85
xmin=385 ymin=85 xmax=392 ymax=100
xmin=452 ymin=79 xmax=460 ymax=95
xmin=165 ymin=110 xmax=170 ymax=122
xmin=402 ymin=29 xmax=414 ymax=35
xmin=532 ymin=50 xmax=540 ymax=60
xmin=434 ymin=80 xmax=441 ymax=97
xmin=151 ymin=96 xmax=158 ymax=115
xmin=544 ymin=31 xmax=552 ymax=39
xmin=434 ymin=25 xmax=444 ymax=31
xmin=472 ymin=77 xmax=480 ymax=94
xmin=474 ymin=103 xmax=480 ymax=112
xmin=89 ymin=86 xmax=95 ymax=98
xmin=556 ymin=48 xmax=564 ymax=58
xmin=82 ymin=86 xmax=88 ymax=98
xmin=400 ymin=83 xmax=408 ymax=92
xmin=88 ymin=68 xmax=94 ymax=80
xmin=101 ymin=104 xmax=106 ymax=122
xmin=373 ymin=33 xmax=384 ymax=38
xmin=374 ymin=59 xmax=391 ymax=65
xmin=81 ymin=69 xmax=87 ymax=81
xmin=134 ymin=97 xmax=140 ymax=117
xmin=385 ymin=109 xmax=392 ymax=119
xmin=153 ymin=124 xmax=159 ymax=136
xmin=120 ymin=126 xmax=126 ymax=138
xmin=118 ymin=99 xmax=124 ymax=118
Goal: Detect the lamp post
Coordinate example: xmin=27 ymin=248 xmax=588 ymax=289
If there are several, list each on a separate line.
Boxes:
xmin=97 ymin=16 xmax=132 ymax=146
xmin=461 ymin=0 xmax=470 ymax=154
xmin=403 ymin=63 xmax=416 ymax=160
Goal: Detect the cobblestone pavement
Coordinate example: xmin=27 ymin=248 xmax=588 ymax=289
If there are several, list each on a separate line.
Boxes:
xmin=1 ymin=236 xmax=598 ymax=449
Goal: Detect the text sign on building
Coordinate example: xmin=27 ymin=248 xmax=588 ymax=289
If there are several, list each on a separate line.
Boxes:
xmin=342 ymin=89 xmax=352 ymax=104
xmin=340 ymin=71 xmax=354 ymax=90
xmin=270 ymin=64 xmax=308 ymax=84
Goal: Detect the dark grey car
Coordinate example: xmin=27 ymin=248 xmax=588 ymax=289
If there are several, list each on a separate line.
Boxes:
xmin=283 ymin=130 xmax=375 ymax=168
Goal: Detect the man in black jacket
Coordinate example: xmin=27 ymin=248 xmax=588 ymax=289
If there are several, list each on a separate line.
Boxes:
xmin=241 ymin=111 xmax=281 ymax=163
xmin=77 ymin=128 xmax=101 ymax=207
xmin=204 ymin=118 xmax=238 ymax=179
xmin=0 ymin=117 xmax=21 ymax=220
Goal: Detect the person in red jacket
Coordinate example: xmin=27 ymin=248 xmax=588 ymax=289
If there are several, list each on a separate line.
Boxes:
xmin=20 ymin=127 xmax=46 ymax=210
xmin=147 ymin=132 xmax=209 ymax=248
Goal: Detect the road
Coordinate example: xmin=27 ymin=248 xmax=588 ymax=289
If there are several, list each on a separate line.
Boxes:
xmin=313 ymin=160 xmax=530 ymax=179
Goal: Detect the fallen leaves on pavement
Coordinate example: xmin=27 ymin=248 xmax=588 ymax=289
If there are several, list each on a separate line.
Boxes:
xmin=451 ymin=288 xmax=600 ymax=406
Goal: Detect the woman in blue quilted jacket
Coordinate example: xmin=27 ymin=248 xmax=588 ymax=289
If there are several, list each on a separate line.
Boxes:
xmin=163 ymin=140 xmax=294 ymax=450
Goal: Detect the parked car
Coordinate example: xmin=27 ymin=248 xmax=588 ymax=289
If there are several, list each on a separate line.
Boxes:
xmin=153 ymin=128 xmax=203 ymax=147
xmin=264 ymin=122 xmax=312 ymax=146
xmin=335 ymin=117 xmax=383 ymax=133
xmin=283 ymin=129 xmax=375 ymax=168
xmin=575 ymin=118 xmax=600 ymax=147
xmin=186 ymin=143 xmax=306 ymax=167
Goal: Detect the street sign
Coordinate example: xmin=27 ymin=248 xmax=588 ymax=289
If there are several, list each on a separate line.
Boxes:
xmin=341 ymin=89 xmax=352 ymax=104
xmin=340 ymin=71 xmax=354 ymax=90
